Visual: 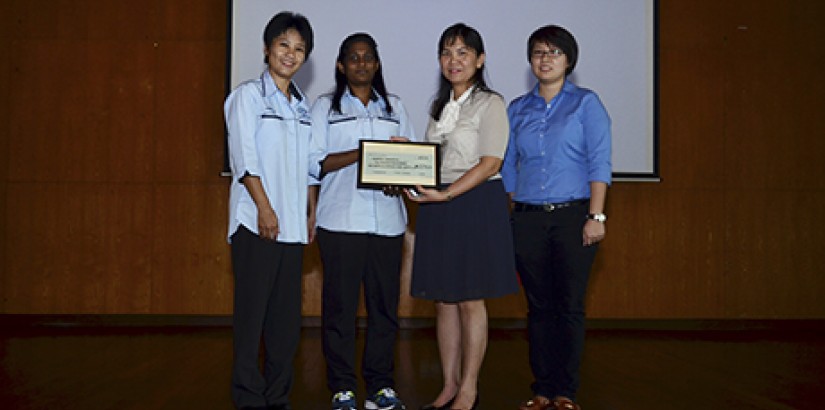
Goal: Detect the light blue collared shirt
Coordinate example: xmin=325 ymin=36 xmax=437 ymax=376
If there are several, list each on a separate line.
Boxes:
xmin=224 ymin=71 xmax=313 ymax=244
xmin=501 ymin=81 xmax=612 ymax=203
xmin=309 ymin=89 xmax=417 ymax=236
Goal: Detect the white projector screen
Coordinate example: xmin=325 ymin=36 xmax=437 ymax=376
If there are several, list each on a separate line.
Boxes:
xmin=228 ymin=0 xmax=659 ymax=180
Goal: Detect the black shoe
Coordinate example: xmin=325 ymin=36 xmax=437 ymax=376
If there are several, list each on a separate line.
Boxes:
xmin=448 ymin=394 xmax=478 ymax=410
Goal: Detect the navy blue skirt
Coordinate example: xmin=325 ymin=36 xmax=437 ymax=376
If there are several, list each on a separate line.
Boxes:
xmin=411 ymin=179 xmax=519 ymax=302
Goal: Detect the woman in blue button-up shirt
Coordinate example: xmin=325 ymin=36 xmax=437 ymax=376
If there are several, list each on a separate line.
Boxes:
xmin=501 ymin=25 xmax=612 ymax=410
xmin=223 ymin=12 xmax=315 ymax=410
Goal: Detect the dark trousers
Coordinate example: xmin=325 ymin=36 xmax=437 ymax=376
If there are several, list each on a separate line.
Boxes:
xmin=511 ymin=202 xmax=598 ymax=400
xmin=317 ymin=228 xmax=403 ymax=396
xmin=230 ymin=226 xmax=304 ymax=409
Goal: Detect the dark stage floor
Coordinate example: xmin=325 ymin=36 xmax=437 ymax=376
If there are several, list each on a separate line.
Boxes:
xmin=1 ymin=322 xmax=824 ymax=409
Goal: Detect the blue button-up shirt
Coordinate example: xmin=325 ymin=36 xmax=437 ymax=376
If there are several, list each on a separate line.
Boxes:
xmin=224 ymin=71 xmax=313 ymax=244
xmin=309 ymin=89 xmax=417 ymax=236
xmin=501 ymin=81 xmax=612 ymax=203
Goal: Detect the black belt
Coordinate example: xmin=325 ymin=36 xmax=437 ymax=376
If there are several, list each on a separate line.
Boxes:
xmin=513 ymin=199 xmax=589 ymax=213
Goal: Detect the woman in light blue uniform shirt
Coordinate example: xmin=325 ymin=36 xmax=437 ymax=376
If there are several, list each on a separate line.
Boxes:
xmin=309 ymin=33 xmax=415 ymax=410
xmin=223 ymin=12 xmax=315 ymax=410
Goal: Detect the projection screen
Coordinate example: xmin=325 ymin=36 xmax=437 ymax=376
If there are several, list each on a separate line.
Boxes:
xmin=228 ymin=0 xmax=659 ymax=180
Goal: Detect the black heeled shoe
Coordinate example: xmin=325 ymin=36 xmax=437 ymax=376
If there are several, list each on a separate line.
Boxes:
xmin=449 ymin=394 xmax=478 ymax=410
xmin=420 ymin=396 xmax=455 ymax=410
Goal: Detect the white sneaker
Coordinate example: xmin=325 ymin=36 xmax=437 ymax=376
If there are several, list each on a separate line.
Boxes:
xmin=364 ymin=387 xmax=405 ymax=410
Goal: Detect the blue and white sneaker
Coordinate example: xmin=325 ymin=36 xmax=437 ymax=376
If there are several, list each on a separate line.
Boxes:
xmin=332 ymin=390 xmax=357 ymax=410
xmin=365 ymin=387 xmax=405 ymax=410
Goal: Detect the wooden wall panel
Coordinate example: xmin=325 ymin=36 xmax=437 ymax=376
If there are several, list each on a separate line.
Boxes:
xmin=657 ymin=49 xmax=727 ymax=189
xmin=300 ymin=243 xmax=323 ymax=317
xmin=4 ymin=183 xmax=153 ymax=313
xmin=724 ymin=54 xmax=825 ymax=191
xmin=724 ymin=190 xmax=825 ymax=317
xmin=8 ymin=39 xmax=156 ymax=183
xmin=10 ymin=0 xmax=160 ymax=41
xmin=0 ymin=0 xmax=10 ymax=40
xmin=1 ymin=0 xmax=824 ymax=319
xmin=718 ymin=1 xmax=825 ymax=318
xmin=588 ymin=185 xmax=727 ymax=318
xmin=0 ymin=2 xmax=9 ymax=312
xmin=154 ymin=40 xmax=226 ymax=182
xmin=158 ymin=0 xmax=227 ymax=41
xmin=150 ymin=184 xmax=231 ymax=314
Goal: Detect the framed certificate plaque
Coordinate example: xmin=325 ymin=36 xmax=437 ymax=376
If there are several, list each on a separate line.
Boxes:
xmin=357 ymin=140 xmax=441 ymax=189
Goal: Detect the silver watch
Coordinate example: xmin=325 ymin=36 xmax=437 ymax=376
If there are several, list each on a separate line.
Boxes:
xmin=587 ymin=213 xmax=607 ymax=223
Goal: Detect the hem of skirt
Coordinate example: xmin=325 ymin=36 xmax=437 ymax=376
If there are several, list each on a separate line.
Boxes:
xmin=410 ymin=289 xmax=519 ymax=303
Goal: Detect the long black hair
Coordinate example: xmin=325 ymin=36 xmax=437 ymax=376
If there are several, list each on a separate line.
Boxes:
xmin=330 ymin=33 xmax=393 ymax=115
xmin=429 ymin=23 xmax=492 ymax=121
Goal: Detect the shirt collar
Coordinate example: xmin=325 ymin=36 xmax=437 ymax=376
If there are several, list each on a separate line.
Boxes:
xmin=261 ymin=70 xmax=306 ymax=102
xmin=529 ymin=80 xmax=574 ymax=106
xmin=450 ymin=84 xmax=476 ymax=105
xmin=261 ymin=70 xmax=308 ymax=114
xmin=344 ymin=87 xmax=383 ymax=110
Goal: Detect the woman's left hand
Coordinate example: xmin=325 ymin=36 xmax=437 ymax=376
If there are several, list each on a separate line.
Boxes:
xmin=583 ymin=219 xmax=606 ymax=246
xmin=404 ymin=185 xmax=450 ymax=203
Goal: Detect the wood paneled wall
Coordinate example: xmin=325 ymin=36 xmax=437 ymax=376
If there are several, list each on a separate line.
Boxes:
xmin=1 ymin=0 xmax=824 ymax=319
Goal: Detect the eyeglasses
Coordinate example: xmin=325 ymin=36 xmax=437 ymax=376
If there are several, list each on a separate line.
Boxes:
xmin=531 ymin=48 xmax=564 ymax=60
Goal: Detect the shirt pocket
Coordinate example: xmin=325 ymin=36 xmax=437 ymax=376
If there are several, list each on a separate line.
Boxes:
xmin=328 ymin=116 xmax=359 ymax=150
xmin=373 ymin=116 xmax=401 ymax=139
xmin=257 ymin=113 xmax=290 ymax=148
xmin=297 ymin=118 xmax=312 ymax=141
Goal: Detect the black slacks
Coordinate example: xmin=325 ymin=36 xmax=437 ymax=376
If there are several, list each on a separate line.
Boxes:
xmin=317 ymin=228 xmax=403 ymax=396
xmin=511 ymin=202 xmax=598 ymax=401
xmin=230 ymin=226 xmax=304 ymax=409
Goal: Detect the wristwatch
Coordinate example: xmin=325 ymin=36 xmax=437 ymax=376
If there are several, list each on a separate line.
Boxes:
xmin=587 ymin=213 xmax=607 ymax=223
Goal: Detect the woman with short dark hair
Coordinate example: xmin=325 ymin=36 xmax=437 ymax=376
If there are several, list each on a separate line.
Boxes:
xmin=502 ymin=25 xmax=612 ymax=410
xmin=224 ymin=11 xmax=315 ymax=410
